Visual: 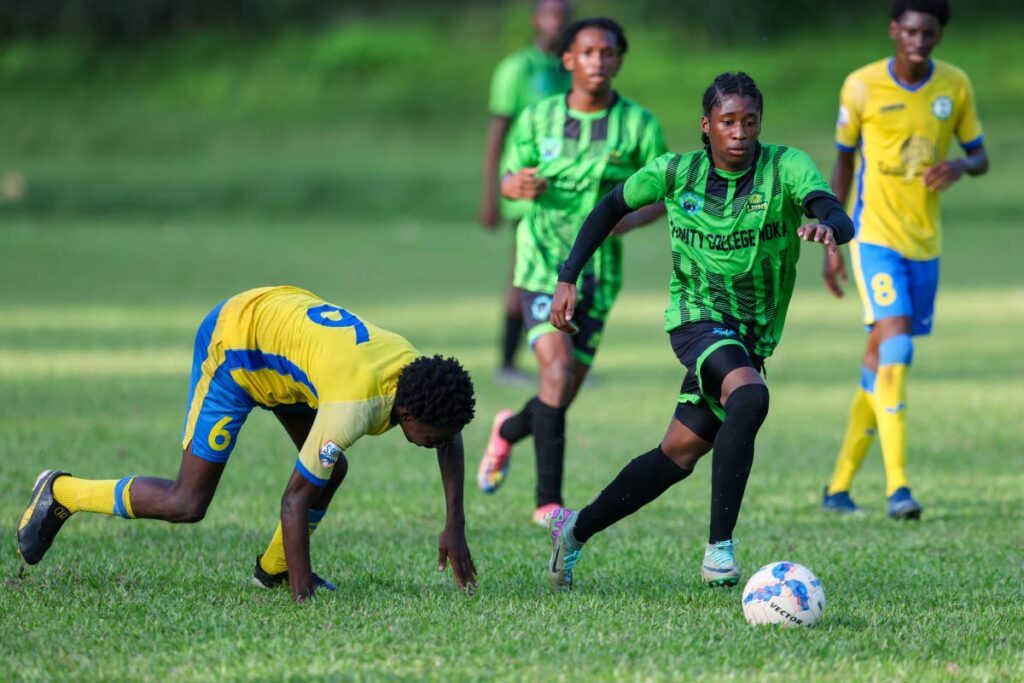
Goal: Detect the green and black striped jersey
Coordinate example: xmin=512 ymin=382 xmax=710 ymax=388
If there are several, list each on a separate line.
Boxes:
xmin=507 ymin=93 xmax=665 ymax=311
xmin=623 ymin=144 xmax=834 ymax=357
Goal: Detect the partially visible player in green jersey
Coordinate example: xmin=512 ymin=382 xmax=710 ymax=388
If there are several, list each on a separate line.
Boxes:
xmin=476 ymin=17 xmax=667 ymax=525
xmin=480 ymin=0 xmax=571 ymax=384
xmin=543 ymin=72 xmax=855 ymax=591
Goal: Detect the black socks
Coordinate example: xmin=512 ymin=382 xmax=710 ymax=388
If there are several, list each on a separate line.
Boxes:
xmin=573 ymin=447 xmax=693 ymax=545
xmin=709 ymin=384 xmax=770 ymax=543
xmin=532 ymin=401 xmax=567 ymax=507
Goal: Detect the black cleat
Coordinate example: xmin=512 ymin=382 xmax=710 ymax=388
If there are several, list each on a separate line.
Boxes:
xmin=17 ymin=470 xmax=72 ymax=565
xmin=252 ymin=554 xmax=337 ymax=591
xmin=252 ymin=554 xmax=289 ymax=589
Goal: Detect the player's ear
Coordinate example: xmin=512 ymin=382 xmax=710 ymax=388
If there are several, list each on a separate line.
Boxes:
xmin=700 ymin=115 xmax=710 ymax=137
xmin=561 ymin=50 xmax=574 ymax=72
xmin=888 ymin=20 xmax=900 ymax=41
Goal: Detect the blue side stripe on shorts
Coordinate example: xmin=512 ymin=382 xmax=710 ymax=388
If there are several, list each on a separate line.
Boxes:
xmin=223 ymin=350 xmax=319 ymax=399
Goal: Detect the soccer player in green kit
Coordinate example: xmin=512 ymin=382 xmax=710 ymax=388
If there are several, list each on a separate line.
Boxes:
xmin=476 ymin=17 xmax=668 ymax=525
xmin=544 ymin=72 xmax=856 ymax=590
xmin=480 ymin=0 xmax=571 ymax=384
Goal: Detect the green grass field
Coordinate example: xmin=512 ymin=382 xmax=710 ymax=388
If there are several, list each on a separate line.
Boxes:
xmin=1 ymin=17 xmax=1023 ymax=683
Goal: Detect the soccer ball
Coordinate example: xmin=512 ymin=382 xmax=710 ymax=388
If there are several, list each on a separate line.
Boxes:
xmin=741 ymin=561 xmax=825 ymax=627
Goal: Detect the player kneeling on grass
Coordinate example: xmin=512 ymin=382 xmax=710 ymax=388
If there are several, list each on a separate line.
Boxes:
xmin=17 ymin=286 xmax=478 ymax=602
xmin=544 ymin=73 xmax=855 ymax=591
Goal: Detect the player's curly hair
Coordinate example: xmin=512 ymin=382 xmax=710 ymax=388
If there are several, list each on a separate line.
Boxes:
xmin=395 ymin=355 xmax=476 ymax=431
xmin=559 ymin=17 xmax=628 ymax=56
xmin=891 ymin=0 xmax=950 ymax=26
xmin=701 ymin=72 xmax=763 ymax=145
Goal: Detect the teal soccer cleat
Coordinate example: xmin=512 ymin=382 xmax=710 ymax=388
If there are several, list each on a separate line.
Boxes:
xmin=546 ymin=507 xmax=582 ymax=592
xmin=702 ymin=539 xmax=741 ymax=587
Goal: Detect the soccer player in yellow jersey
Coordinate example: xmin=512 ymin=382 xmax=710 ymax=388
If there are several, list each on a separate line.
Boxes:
xmin=821 ymin=0 xmax=989 ymax=518
xmin=17 ymin=287 xmax=478 ymax=601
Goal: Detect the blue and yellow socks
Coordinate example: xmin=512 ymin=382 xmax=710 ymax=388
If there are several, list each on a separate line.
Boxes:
xmin=827 ymin=368 xmax=877 ymax=495
xmin=875 ymin=334 xmax=913 ymax=496
xmin=258 ymin=508 xmax=327 ymax=575
xmin=51 ymin=475 xmax=136 ymax=518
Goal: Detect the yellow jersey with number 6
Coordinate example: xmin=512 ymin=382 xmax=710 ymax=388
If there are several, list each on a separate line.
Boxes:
xmin=835 ymin=58 xmax=983 ymax=260
xmin=183 ymin=286 xmax=418 ymax=485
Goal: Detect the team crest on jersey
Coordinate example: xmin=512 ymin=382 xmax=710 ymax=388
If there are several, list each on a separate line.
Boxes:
xmin=932 ymin=96 xmax=953 ymax=120
xmin=540 ymin=137 xmax=562 ymax=162
xmin=680 ymin=191 xmax=703 ymax=214
xmin=746 ymin=192 xmax=767 ymax=212
xmin=319 ymin=441 xmax=342 ymax=468
xmin=531 ymin=294 xmax=553 ymax=321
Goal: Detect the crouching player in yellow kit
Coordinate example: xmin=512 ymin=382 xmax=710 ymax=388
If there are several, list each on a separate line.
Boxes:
xmin=821 ymin=0 xmax=989 ymax=518
xmin=17 ymin=286 xmax=478 ymax=601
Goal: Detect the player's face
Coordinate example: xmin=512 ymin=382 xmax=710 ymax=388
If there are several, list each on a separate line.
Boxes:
xmin=702 ymin=94 xmax=762 ymax=170
xmin=533 ymin=0 xmax=569 ymax=51
xmin=399 ymin=416 xmax=458 ymax=450
xmin=562 ymin=27 xmax=622 ymax=96
xmin=890 ymin=11 xmax=943 ymax=65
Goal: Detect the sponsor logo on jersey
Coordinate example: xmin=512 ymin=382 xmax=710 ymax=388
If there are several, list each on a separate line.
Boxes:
xmin=680 ymin=191 xmax=703 ymax=214
xmin=712 ymin=328 xmax=737 ymax=337
xmin=746 ymin=192 xmax=767 ymax=212
xmin=319 ymin=441 xmax=342 ymax=468
xmin=880 ymin=103 xmax=906 ymax=113
xmin=531 ymin=294 xmax=553 ymax=321
xmin=932 ymin=96 xmax=953 ymax=120
xmin=540 ymin=137 xmax=562 ymax=162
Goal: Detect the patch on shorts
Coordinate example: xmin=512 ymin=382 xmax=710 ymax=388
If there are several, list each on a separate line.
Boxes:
xmin=319 ymin=441 xmax=342 ymax=468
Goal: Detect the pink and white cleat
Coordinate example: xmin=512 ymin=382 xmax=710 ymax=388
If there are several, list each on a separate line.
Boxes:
xmin=477 ymin=409 xmax=515 ymax=493
xmin=532 ymin=502 xmax=561 ymax=527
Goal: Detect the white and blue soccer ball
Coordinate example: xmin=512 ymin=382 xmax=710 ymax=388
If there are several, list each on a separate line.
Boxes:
xmin=741 ymin=561 xmax=825 ymax=627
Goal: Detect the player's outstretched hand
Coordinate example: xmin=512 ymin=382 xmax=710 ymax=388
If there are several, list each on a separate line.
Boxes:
xmin=923 ymin=159 xmax=965 ymax=193
xmin=438 ymin=526 xmax=477 ymax=594
xmin=550 ymin=281 xmax=580 ymax=334
xmin=797 ymin=223 xmax=838 ymax=257
xmin=822 ymin=247 xmax=848 ymax=298
xmin=502 ymin=168 xmax=548 ymax=200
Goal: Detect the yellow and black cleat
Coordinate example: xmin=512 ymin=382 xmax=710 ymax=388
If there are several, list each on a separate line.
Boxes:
xmin=17 ymin=470 xmax=72 ymax=565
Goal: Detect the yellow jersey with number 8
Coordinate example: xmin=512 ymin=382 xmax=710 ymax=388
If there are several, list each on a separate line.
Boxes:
xmin=835 ymin=58 xmax=983 ymax=260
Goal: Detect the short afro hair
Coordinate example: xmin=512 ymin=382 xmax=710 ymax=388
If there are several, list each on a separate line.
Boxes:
xmin=395 ymin=355 xmax=476 ymax=431
xmin=559 ymin=17 xmax=628 ymax=56
xmin=891 ymin=0 xmax=950 ymax=26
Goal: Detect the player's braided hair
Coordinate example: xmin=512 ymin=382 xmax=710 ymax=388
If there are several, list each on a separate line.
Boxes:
xmin=395 ymin=355 xmax=476 ymax=431
xmin=891 ymin=0 xmax=950 ymax=26
xmin=558 ymin=17 xmax=628 ymax=56
xmin=701 ymin=72 xmax=763 ymax=145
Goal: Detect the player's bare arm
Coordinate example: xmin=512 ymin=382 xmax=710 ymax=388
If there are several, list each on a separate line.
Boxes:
xmin=481 ymin=115 xmax=514 ymax=228
xmin=279 ymin=468 xmax=323 ymax=602
xmin=436 ymin=433 xmax=477 ymax=591
xmin=501 ymin=167 xmax=548 ymax=200
xmin=923 ymin=144 xmax=989 ymax=192
xmin=823 ymin=149 xmax=856 ymax=298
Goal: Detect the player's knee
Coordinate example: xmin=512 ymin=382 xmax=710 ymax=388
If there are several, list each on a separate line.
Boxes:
xmin=539 ymin=356 xmax=574 ymax=392
xmin=878 ymin=333 xmax=913 ymax=366
xmin=661 ymin=442 xmax=708 ymax=470
xmin=724 ymin=384 xmax=770 ymax=424
xmin=168 ymin=494 xmax=210 ymax=523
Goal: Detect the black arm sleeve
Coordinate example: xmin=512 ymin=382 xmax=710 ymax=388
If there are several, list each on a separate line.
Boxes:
xmin=557 ymin=183 xmax=633 ymax=283
xmin=805 ymin=193 xmax=855 ymax=245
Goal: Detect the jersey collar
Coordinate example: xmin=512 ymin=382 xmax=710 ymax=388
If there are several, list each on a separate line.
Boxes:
xmin=888 ymin=58 xmax=934 ymax=92
xmin=565 ymin=91 xmax=619 ymax=120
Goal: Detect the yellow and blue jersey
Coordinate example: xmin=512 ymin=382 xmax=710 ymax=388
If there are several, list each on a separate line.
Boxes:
xmin=182 ymin=287 xmax=418 ymax=486
xmin=835 ymin=58 xmax=983 ymax=260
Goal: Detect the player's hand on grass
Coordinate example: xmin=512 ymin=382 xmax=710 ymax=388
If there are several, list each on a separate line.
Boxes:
xmin=550 ymin=282 xmax=580 ymax=334
xmin=290 ymin=572 xmax=317 ymax=603
xmin=822 ymin=247 xmax=847 ymax=298
xmin=438 ymin=525 xmax=477 ymax=594
xmin=923 ymin=159 xmax=965 ymax=193
xmin=797 ymin=223 xmax=838 ymax=257
xmin=501 ymin=168 xmax=548 ymax=200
